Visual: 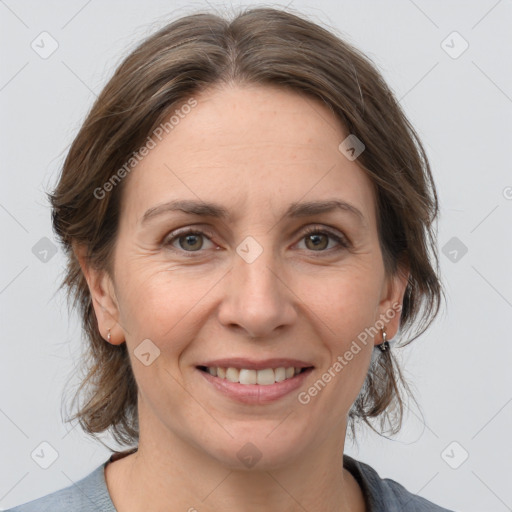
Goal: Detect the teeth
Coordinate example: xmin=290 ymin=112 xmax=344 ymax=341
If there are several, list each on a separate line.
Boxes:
xmin=239 ymin=369 xmax=257 ymax=385
xmin=274 ymin=367 xmax=286 ymax=382
xmin=205 ymin=366 xmax=304 ymax=385
xmin=256 ymin=368 xmax=275 ymax=385
xmin=226 ymin=367 xmax=239 ymax=383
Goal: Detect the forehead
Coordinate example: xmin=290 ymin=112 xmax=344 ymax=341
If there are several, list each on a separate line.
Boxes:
xmin=120 ymin=84 xmax=377 ymax=227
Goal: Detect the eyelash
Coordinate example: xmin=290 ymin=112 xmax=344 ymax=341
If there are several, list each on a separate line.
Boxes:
xmin=163 ymin=225 xmax=350 ymax=257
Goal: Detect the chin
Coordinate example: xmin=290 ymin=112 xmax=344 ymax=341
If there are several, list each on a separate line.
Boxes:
xmin=200 ymin=425 xmax=309 ymax=471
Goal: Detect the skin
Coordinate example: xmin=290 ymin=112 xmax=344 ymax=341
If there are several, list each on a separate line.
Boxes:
xmin=77 ymin=83 xmax=409 ymax=512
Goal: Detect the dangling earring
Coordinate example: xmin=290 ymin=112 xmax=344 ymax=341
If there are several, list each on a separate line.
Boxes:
xmin=377 ymin=328 xmax=390 ymax=352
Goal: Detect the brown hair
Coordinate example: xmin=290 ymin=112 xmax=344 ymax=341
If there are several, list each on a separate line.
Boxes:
xmin=51 ymin=6 xmax=443 ymax=448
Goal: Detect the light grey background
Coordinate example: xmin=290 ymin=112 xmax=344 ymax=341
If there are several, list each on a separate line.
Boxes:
xmin=1 ymin=1 xmax=511 ymax=510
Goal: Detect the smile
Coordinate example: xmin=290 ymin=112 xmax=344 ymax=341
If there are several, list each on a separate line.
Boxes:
xmin=196 ymin=361 xmax=314 ymax=404
xmin=197 ymin=365 xmax=310 ymax=385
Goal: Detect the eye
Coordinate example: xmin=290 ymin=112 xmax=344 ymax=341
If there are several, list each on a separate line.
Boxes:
xmin=164 ymin=229 xmax=216 ymax=253
xmin=163 ymin=225 xmax=350 ymax=256
xmin=297 ymin=226 xmax=349 ymax=252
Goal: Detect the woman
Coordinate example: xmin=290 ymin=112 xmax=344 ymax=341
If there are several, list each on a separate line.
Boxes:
xmin=7 ymin=7 xmax=454 ymax=512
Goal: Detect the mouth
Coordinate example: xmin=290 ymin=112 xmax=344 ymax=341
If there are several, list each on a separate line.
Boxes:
xmin=196 ymin=365 xmax=312 ymax=385
xmin=195 ymin=359 xmax=315 ymax=404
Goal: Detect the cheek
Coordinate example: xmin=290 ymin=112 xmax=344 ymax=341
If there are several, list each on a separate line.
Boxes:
xmin=113 ymin=231 xmax=385 ymax=356
xmin=292 ymin=270 xmax=379 ymax=435
xmin=116 ymin=259 xmax=383 ymax=336
xmin=114 ymin=259 xmax=222 ymax=348
xmin=301 ymin=263 xmax=384 ymax=339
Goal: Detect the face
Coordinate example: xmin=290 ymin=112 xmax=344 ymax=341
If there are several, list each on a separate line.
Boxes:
xmin=85 ymin=84 xmax=407 ymax=469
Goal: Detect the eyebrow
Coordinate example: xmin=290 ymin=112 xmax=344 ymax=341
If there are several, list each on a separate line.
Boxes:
xmin=141 ymin=198 xmax=366 ymax=226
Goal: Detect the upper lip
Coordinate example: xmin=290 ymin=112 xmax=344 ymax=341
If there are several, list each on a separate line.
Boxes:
xmin=197 ymin=358 xmax=315 ymax=370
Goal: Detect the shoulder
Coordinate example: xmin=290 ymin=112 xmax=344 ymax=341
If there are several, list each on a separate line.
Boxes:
xmin=344 ymin=454 xmax=456 ymax=512
xmin=4 ymin=460 xmax=115 ymax=512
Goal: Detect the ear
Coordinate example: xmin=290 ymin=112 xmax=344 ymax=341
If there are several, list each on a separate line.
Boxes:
xmin=376 ymin=258 xmax=410 ymax=344
xmin=74 ymin=243 xmax=125 ymax=346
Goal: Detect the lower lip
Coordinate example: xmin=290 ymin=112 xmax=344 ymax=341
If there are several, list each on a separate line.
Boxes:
xmin=197 ymin=367 xmax=314 ymax=404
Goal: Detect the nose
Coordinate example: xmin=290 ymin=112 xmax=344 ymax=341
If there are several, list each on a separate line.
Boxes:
xmin=217 ymin=243 xmax=297 ymax=339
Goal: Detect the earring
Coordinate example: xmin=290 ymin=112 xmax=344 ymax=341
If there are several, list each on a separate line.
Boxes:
xmin=107 ymin=329 xmax=111 ymax=343
xmin=377 ymin=328 xmax=390 ymax=352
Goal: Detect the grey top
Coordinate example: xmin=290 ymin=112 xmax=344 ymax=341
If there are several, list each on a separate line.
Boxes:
xmin=5 ymin=450 xmax=455 ymax=511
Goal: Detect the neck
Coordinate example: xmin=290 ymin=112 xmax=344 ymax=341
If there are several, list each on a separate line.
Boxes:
xmin=105 ymin=404 xmax=364 ymax=512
